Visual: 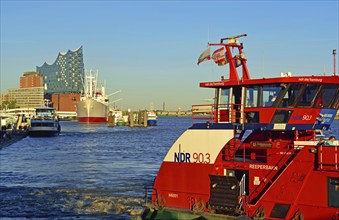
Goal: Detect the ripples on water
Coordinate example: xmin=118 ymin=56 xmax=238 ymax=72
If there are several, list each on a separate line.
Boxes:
xmin=0 ymin=118 xmax=338 ymax=219
xmin=0 ymin=117 xmax=191 ymax=219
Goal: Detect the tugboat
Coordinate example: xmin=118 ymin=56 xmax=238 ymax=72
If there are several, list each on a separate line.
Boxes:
xmin=142 ymin=35 xmax=339 ymax=219
xmin=29 ymin=107 xmax=61 ymax=137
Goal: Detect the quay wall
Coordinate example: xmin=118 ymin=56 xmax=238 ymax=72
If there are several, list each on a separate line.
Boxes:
xmin=0 ymin=130 xmax=28 ymax=149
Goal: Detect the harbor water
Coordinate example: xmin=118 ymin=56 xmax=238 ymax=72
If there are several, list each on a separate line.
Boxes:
xmin=1 ymin=117 xmax=338 ymax=219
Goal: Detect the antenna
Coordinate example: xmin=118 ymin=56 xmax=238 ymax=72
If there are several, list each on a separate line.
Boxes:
xmin=333 ymin=49 xmax=337 ymax=76
xmin=262 ymin=53 xmax=264 ymax=78
xmin=207 ymin=25 xmax=210 ymax=44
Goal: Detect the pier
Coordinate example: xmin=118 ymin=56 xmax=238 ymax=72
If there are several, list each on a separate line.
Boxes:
xmin=107 ymin=110 xmax=148 ymax=127
xmin=155 ymin=110 xmax=192 ymax=117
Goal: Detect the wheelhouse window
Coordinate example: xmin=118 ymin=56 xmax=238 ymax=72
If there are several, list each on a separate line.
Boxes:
xmin=333 ymin=93 xmax=339 ymax=109
xmin=316 ymin=85 xmax=338 ymax=108
xmin=246 ymin=86 xmax=259 ymax=107
xmin=219 ymin=88 xmax=230 ymax=107
xmin=282 ymin=83 xmax=304 ymax=107
xmin=328 ymin=177 xmax=339 ymax=207
xmin=259 ymin=84 xmax=283 ymax=107
xmin=297 ymin=84 xmax=319 ymax=107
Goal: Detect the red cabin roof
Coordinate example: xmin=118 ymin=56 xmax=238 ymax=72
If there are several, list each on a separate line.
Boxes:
xmin=200 ymin=75 xmax=339 ymax=88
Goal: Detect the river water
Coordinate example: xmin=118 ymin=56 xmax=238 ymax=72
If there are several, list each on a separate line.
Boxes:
xmin=0 ymin=117 xmax=338 ymax=219
xmin=0 ymin=117 xmax=191 ymax=219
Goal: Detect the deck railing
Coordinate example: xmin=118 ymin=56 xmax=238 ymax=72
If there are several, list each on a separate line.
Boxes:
xmin=238 ymin=174 xmax=246 ymax=210
xmin=191 ymin=104 xmax=244 ymax=124
xmin=318 ymin=145 xmax=338 ymax=171
xmin=248 ymin=147 xmax=296 ymax=204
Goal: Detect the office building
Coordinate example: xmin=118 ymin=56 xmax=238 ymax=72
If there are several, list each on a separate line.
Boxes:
xmin=20 ymin=71 xmax=43 ymax=88
xmin=7 ymin=87 xmax=44 ymax=108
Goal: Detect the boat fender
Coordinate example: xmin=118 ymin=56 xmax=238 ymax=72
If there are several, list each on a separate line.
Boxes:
xmin=292 ymin=210 xmax=304 ymax=220
xmin=154 ymin=196 xmax=166 ymax=210
xmin=192 ymin=199 xmax=205 ymax=214
xmin=332 ymin=212 xmax=339 ymax=220
xmin=253 ymin=206 xmax=265 ymax=220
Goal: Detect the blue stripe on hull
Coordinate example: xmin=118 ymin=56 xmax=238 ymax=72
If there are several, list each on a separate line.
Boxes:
xmin=147 ymin=120 xmax=157 ymax=126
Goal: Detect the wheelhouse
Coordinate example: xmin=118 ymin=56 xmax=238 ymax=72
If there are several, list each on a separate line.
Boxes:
xmin=193 ymin=78 xmax=339 ymax=131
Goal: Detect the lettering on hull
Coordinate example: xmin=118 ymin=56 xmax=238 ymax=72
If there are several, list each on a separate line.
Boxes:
xmin=249 ymin=164 xmax=278 ymax=170
xmin=174 ymin=144 xmax=211 ymax=163
xmin=174 ymin=152 xmax=191 ymax=162
xmin=174 ymin=152 xmax=211 ymax=163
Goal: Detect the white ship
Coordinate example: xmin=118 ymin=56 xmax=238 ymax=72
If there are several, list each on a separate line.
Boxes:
xmin=76 ymin=70 xmax=109 ymax=123
xmin=147 ymin=111 xmax=157 ymax=126
xmin=29 ymin=107 xmax=61 ymax=137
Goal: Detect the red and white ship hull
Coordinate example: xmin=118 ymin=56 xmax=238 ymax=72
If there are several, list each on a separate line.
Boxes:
xmin=153 ymin=129 xmax=234 ymax=208
xmin=142 ymin=35 xmax=339 ymax=220
xmin=76 ymin=98 xmax=108 ymax=123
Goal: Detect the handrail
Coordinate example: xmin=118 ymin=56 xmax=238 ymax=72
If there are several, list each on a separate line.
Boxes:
xmin=143 ymin=186 xmax=157 ymax=207
xmin=238 ymin=174 xmax=246 ymax=210
xmin=191 ymin=103 xmax=244 ymax=124
xmin=191 ymin=104 xmax=215 ymax=124
xmin=249 ymin=147 xmax=295 ymax=204
xmin=318 ymin=145 xmax=338 ymax=171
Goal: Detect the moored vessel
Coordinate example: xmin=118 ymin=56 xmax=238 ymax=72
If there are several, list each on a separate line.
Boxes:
xmin=76 ymin=70 xmax=109 ymax=123
xmin=147 ymin=111 xmax=157 ymax=126
xmin=29 ymin=107 xmax=61 ymax=137
xmin=142 ymin=35 xmax=339 ymax=219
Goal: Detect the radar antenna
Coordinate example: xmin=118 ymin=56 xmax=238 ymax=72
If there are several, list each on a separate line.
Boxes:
xmin=220 ymin=34 xmax=247 ymax=43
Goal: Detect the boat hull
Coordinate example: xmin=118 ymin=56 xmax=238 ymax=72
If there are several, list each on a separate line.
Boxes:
xmin=76 ymin=98 xmax=108 ymax=123
xmin=78 ymin=117 xmax=107 ymax=123
xmin=29 ymin=120 xmax=60 ymax=137
xmin=116 ymin=121 xmax=126 ymax=126
xmin=28 ymin=130 xmax=60 ymax=137
xmin=147 ymin=119 xmax=157 ymax=126
xmin=147 ymin=112 xmax=157 ymax=126
xmin=150 ymin=129 xmax=234 ymax=210
xmin=142 ymin=207 xmax=240 ymax=220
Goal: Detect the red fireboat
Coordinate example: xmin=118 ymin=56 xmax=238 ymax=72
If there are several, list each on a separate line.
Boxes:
xmin=142 ymin=35 xmax=339 ymax=220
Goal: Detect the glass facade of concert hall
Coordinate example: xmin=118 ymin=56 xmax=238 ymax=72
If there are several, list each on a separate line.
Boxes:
xmin=36 ymin=47 xmax=84 ymax=94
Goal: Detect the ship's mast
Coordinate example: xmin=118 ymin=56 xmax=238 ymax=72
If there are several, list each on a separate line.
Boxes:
xmin=94 ymin=70 xmax=99 ymax=96
xmin=209 ymin=34 xmax=250 ymax=81
xmin=102 ymin=80 xmax=106 ymax=97
xmin=88 ymin=70 xmax=94 ymax=98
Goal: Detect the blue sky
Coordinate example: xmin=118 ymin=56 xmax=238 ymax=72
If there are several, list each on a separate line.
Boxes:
xmin=1 ymin=1 xmax=338 ymax=110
